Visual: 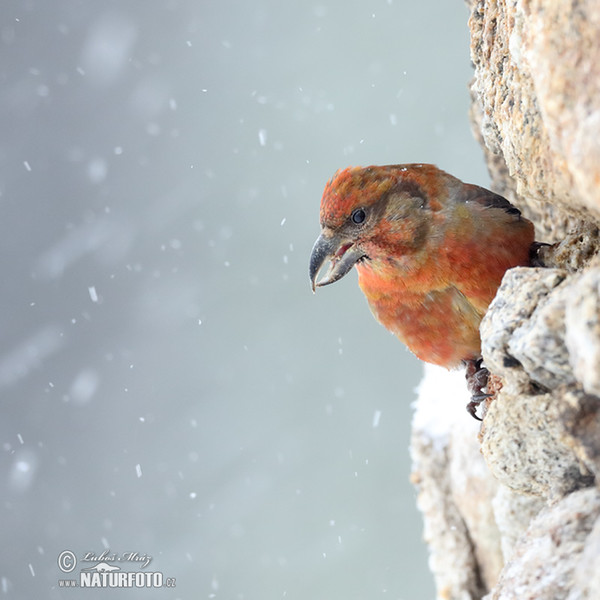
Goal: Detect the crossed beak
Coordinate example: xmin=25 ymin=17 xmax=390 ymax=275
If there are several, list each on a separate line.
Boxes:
xmin=309 ymin=231 xmax=366 ymax=292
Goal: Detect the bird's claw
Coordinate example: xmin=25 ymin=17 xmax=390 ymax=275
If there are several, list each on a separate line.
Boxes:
xmin=466 ymin=393 xmax=492 ymax=421
xmin=464 ymin=358 xmax=491 ymax=421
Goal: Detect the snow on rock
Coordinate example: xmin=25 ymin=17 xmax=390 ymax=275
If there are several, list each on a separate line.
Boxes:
xmin=411 ymin=365 xmax=503 ymax=599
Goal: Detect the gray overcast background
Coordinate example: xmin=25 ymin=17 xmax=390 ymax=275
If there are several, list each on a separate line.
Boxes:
xmin=0 ymin=1 xmax=487 ymax=598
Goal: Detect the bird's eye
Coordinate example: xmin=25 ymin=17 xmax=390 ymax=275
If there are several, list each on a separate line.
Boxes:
xmin=351 ymin=208 xmax=366 ymax=224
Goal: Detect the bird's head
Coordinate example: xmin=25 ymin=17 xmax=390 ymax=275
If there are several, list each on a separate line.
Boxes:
xmin=309 ymin=165 xmax=436 ymax=291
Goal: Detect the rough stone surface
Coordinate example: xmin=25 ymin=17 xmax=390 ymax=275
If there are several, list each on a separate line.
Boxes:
xmin=536 ymin=225 xmax=600 ymax=272
xmin=491 ymin=485 xmax=544 ymax=562
xmin=568 ymin=513 xmax=600 ymax=600
xmin=485 ymin=489 xmax=600 ymax=600
xmin=481 ymin=258 xmax=600 ymax=395
xmin=507 ymin=278 xmax=574 ymax=390
xmin=469 ymin=0 xmax=600 ymax=219
xmin=561 ymin=389 xmax=600 ymax=482
xmin=565 ymin=265 xmax=600 ymax=397
xmin=480 ymin=386 xmax=593 ymax=499
xmin=480 ymin=267 xmax=567 ymax=380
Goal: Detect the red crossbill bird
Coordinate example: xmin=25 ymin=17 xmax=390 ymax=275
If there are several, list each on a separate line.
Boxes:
xmin=309 ymin=164 xmax=536 ymax=419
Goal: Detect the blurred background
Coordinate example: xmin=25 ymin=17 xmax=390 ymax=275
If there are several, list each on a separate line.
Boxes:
xmin=0 ymin=1 xmax=488 ymax=598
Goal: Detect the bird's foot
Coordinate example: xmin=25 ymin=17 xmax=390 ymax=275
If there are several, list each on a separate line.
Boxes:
xmin=529 ymin=241 xmax=552 ymax=267
xmin=464 ymin=358 xmax=491 ymax=421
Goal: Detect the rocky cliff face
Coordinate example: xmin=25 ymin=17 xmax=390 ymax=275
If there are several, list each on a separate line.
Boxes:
xmin=411 ymin=2 xmax=600 ymax=598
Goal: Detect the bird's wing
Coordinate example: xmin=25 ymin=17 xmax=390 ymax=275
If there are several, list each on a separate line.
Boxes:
xmin=461 ymin=183 xmax=523 ymax=218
